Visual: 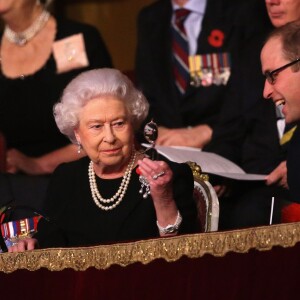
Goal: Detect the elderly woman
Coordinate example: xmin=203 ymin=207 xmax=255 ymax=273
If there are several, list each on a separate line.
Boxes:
xmin=8 ymin=68 xmax=198 ymax=251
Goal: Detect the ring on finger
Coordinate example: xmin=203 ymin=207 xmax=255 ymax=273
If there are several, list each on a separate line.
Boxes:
xmin=152 ymin=171 xmax=165 ymax=180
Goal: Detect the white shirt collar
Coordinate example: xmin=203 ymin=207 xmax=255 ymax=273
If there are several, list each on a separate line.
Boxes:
xmin=172 ymin=0 xmax=207 ymax=15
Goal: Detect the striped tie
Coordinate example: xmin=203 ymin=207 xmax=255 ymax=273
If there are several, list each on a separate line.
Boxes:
xmin=172 ymin=9 xmax=190 ymax=94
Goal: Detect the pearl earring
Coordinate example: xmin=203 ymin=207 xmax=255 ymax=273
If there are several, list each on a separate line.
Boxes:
xmin=77 ymin=143 xmax=82 ymax=154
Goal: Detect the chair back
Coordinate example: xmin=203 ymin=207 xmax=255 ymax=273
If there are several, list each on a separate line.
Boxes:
xmin=187 ymin=161 xmax=219 ymax=232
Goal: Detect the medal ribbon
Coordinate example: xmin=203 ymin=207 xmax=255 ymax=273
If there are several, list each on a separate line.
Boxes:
xmin=1 ymin=216 xmax=41 ymax=239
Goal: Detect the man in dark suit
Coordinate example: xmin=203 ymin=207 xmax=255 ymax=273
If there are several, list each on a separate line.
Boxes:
xmin=261 ymin=20 xmax=300 ymax=204
xmin=205 ymin=0 xmax=300 ymax=229
xmin=135 ymin=0 xmax=262 ymax=148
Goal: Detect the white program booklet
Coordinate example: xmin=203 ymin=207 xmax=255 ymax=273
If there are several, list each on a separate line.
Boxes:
xmin=143 ymin=144 xmax=267 ymax=181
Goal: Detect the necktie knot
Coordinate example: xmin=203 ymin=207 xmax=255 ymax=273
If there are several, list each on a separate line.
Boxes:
xmin=174 ymin=8 xmax=190 ymax=25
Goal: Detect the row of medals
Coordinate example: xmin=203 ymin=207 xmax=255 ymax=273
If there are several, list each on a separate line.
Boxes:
xmin=189 ymin=52 xmax=231 ymax=87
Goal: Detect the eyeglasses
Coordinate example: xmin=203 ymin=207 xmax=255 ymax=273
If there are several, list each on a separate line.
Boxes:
xmin=264 ymin=58 xmax=300 ymax=84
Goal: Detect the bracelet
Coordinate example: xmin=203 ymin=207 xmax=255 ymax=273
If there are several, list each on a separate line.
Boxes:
xmin=156 ymin=210 xmax=183 ymax=235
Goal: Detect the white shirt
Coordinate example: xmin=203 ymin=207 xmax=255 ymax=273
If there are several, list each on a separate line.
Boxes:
xmin=276 ymin=105 xmax=286 ymax=139
xmin=172 ymin=0 xmax=207 ymax=55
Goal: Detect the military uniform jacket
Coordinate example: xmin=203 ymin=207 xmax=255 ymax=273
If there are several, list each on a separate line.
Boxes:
xmin=135 ymin=0 xmax=261 ymax=129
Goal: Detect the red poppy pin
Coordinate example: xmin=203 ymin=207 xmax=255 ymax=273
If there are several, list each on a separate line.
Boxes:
xmin=208 ymin=29 xmax=225 ymax=48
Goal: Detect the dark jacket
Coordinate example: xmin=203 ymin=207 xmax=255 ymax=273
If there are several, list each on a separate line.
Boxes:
xmin=135 ymin=0 xmax=264 ymax=130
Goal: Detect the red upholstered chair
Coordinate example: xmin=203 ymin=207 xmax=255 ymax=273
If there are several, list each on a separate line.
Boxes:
xmin=0 ymin=131 xmax=6 ymax=173
xmin=281 ymin=202 xmax=300 ymax=223
xmin=187 ymin=161 xmax=219 ymax=232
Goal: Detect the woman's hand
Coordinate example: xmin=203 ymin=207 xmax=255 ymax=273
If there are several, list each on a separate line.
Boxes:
xmin=6 ymin=149 xmax=39 ymax=175
xmin=6 ymin=144 xmax=84 ymax=175
xmin=137 ymin=158 xmax=179 ymax=235
xmin=8 ymin=238 xmax=38 ymax=253
xmin=137 ymin=158 xmax=174 ymax=203
xmin=156 ymin=125 xmax=212 ymax=148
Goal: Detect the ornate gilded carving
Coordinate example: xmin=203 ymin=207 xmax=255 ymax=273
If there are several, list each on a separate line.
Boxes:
xmin=186 ymin=161 xmax=209 ymax=182
xmin=1 ymin=223 xmax=300 ymax=273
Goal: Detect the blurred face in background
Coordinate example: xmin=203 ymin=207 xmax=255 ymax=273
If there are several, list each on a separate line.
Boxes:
xmin=0 ymin=0 xmax=16 ymax=15
xmin=172 ymin=0 xmax=189 ymax=7
xmin=0 ymin=0 xmax=37 ymax=22
xmin=266 ymin=0 xmax=300 ymax=27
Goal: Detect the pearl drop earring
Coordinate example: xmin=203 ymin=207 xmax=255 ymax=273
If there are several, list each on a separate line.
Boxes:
xmin=77 ymin=143 xmax=82 ymax=154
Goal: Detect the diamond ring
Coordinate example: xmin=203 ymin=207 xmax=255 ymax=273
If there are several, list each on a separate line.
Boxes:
xmin=152 ymin=171 xmax=165 ymax=180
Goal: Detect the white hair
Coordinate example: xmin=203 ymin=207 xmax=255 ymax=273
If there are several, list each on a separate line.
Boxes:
xmin=54 ymin=68 xmax=149 ymax=143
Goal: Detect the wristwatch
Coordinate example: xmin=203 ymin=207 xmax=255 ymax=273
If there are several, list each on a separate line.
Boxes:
xmin=156 ymin=210 xmax=183 ymax=235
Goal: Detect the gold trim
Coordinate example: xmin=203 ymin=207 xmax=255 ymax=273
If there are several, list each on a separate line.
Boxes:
xmin=186 ymin=160 xmax=209 ymax=182
xmin=187 ymin=160 xmax=213 ymax=231
xmin=1 ymin=222 xmax=300 ymax=273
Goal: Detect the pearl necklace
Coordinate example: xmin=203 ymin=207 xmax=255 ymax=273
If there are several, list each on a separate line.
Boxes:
xmin=88 ymin=152 xmax=137 ymax=211
xmin=4 ymin=10 xmax=50 ymax=46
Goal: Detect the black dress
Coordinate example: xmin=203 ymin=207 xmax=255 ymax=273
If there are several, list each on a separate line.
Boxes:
xmin=0 ymin=18 xmax=112 ymax=157
xmin=35 ymin=157 xmax=198 ymax=247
